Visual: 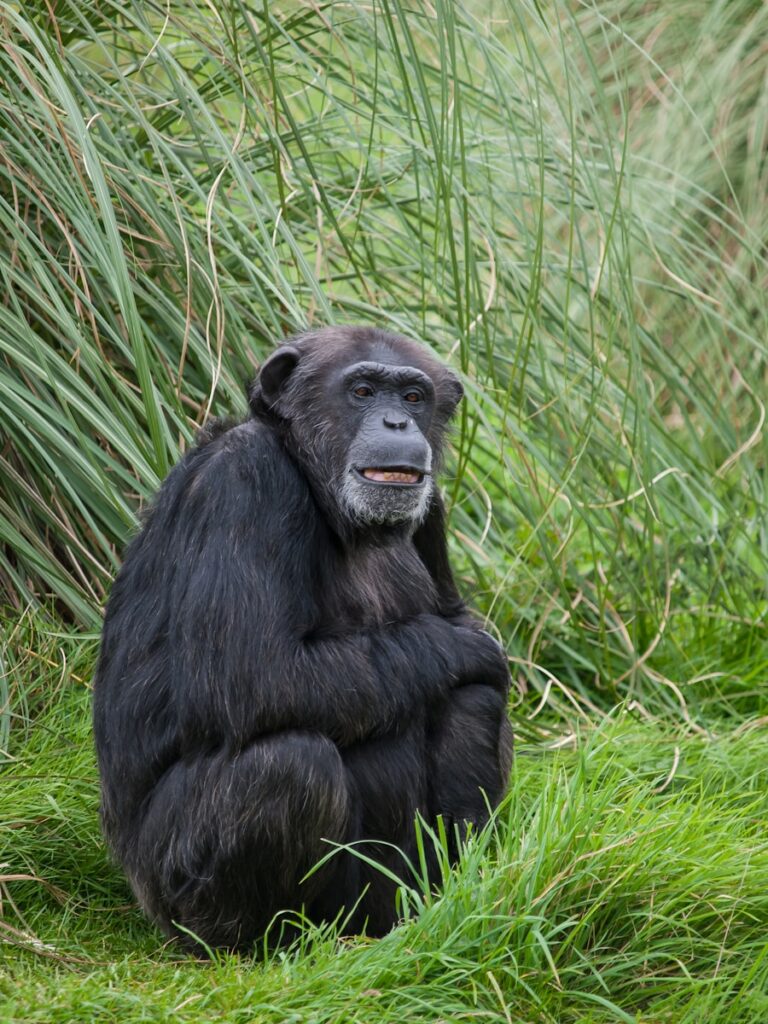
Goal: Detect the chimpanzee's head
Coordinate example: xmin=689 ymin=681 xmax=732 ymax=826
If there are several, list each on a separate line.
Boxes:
xmin=249 ymin=326 xmax=463 ymax=531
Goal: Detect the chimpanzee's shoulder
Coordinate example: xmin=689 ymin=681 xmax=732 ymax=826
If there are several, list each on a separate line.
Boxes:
xmin=136 ymin=419 xmax=307 ymax=536
xmin=188 ymin=417 xmax=307 ymax=501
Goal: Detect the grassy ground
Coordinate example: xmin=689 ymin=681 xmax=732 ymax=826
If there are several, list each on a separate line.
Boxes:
xmin=2 ymin=0 xmax=768 ymax=1021
xmin=3 ymin=624 xmax=768 ymax=1024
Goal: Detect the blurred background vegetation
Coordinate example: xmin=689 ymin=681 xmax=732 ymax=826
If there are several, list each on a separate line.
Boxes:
xmin=2 ymin=0 xmax=767 ymax=733
xmin=2 ymin=0 xmax=767 ymax=726
xmin=1 ymin=3 xmax=768 ymax=1020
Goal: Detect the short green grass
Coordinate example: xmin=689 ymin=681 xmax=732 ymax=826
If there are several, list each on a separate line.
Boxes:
xmin=2 ymin=0 xmax=768 ymax=1020
xmin=3 ymin=624 xmax=768 ymax=1024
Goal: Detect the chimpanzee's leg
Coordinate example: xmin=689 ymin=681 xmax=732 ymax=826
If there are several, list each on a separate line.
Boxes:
xmin=337 ymin=713 xmax=429 ymax=936
xmin=427 ymin=684 xmax=513 ymax=845
xmin=126 ymin=731 xmax=351 ymax=951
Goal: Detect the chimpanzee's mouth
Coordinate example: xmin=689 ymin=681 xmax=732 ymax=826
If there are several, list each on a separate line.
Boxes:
xmin=356 ymin=467 xmax=425 ymax=486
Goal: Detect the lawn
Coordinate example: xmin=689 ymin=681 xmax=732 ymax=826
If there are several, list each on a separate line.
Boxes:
xmin=1 ymin=1 xmax=767 ymax=1021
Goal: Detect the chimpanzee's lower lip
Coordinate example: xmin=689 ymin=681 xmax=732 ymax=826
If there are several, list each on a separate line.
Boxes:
xmin=354 ymin=467 xmax=426 ymax=486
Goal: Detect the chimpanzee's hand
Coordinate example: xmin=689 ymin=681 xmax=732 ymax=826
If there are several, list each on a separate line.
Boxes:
xmin=442 ymin=618 xmax=510 ymax=694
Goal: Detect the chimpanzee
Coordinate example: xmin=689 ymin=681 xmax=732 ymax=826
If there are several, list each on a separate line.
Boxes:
xmin=93 ymin=325 xmax=512 ymax=951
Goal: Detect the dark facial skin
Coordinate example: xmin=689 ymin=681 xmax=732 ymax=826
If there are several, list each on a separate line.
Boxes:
xmin=343 ymin=359 xmax=435 ymax=474
xmin=337 ymin=360 xmax=437 ymax=525
xmin=93 ymin=325 xmax=512 ymax=953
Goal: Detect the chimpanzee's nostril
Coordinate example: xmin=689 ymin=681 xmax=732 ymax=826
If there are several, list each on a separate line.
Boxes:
xmin=383 ymin=411 xmax=407 ymax=430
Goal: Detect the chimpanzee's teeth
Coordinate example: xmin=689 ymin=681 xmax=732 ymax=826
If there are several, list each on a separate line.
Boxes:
xmin=362 ymin=469 xmax=421 ymax=483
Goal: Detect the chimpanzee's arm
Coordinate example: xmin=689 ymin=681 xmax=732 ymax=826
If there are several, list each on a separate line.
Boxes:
xmin=413 ymin=490 xmax=510 ymax=687
xmin=412 ymin=490 xmax=468 ymax=619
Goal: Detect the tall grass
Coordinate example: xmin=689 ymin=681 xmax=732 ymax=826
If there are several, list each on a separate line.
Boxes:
xmin=1 ymin=0 xmax=765 ymax=728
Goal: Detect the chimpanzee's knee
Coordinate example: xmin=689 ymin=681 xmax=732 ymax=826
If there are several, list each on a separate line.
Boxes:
xmin=129 ymin=731 xmax=350 ymax=950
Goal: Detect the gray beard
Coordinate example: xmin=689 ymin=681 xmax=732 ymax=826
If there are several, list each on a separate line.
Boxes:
xmin=339 ymin=470 xmax=434 ymax=527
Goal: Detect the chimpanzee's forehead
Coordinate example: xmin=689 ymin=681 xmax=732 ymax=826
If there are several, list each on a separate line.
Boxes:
xmin=340 ymin=360 xmax=435 ymax=389
xmin=295 ymin=326 xmax=445 ymax=380
xmin=340 ymin=333 xmax=440 ymax=375
xmin=367 ymin=339 xmax=419 ymax=365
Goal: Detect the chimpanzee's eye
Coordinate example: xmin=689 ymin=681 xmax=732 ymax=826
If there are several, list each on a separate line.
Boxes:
xmin=353 ymin=384 xmax=375 ymax=398
xmin=403 ymin=391 xmax=422 ymax=403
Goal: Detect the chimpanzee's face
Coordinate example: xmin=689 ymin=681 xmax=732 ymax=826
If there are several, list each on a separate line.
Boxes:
xmin=336 ymin=358 xmax=435 ymax=525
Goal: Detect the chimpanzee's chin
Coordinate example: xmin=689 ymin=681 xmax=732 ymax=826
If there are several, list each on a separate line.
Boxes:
xmin=340 ymin=471 xmax=433 ymax=527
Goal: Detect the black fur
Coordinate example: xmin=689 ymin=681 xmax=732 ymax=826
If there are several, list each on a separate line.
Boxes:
xmin=93 ymin=325 xmax=512 ymax=951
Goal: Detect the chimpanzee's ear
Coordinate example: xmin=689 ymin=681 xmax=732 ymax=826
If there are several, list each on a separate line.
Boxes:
xmin=258 ymin=346 xmax=300 ymax=406
xmin=442 ymin=369 xmax=464 ymax=413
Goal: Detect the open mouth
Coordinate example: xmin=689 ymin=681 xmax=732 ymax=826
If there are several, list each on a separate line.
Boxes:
xmin=356 ymin=467 xmax=425 ymax=486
